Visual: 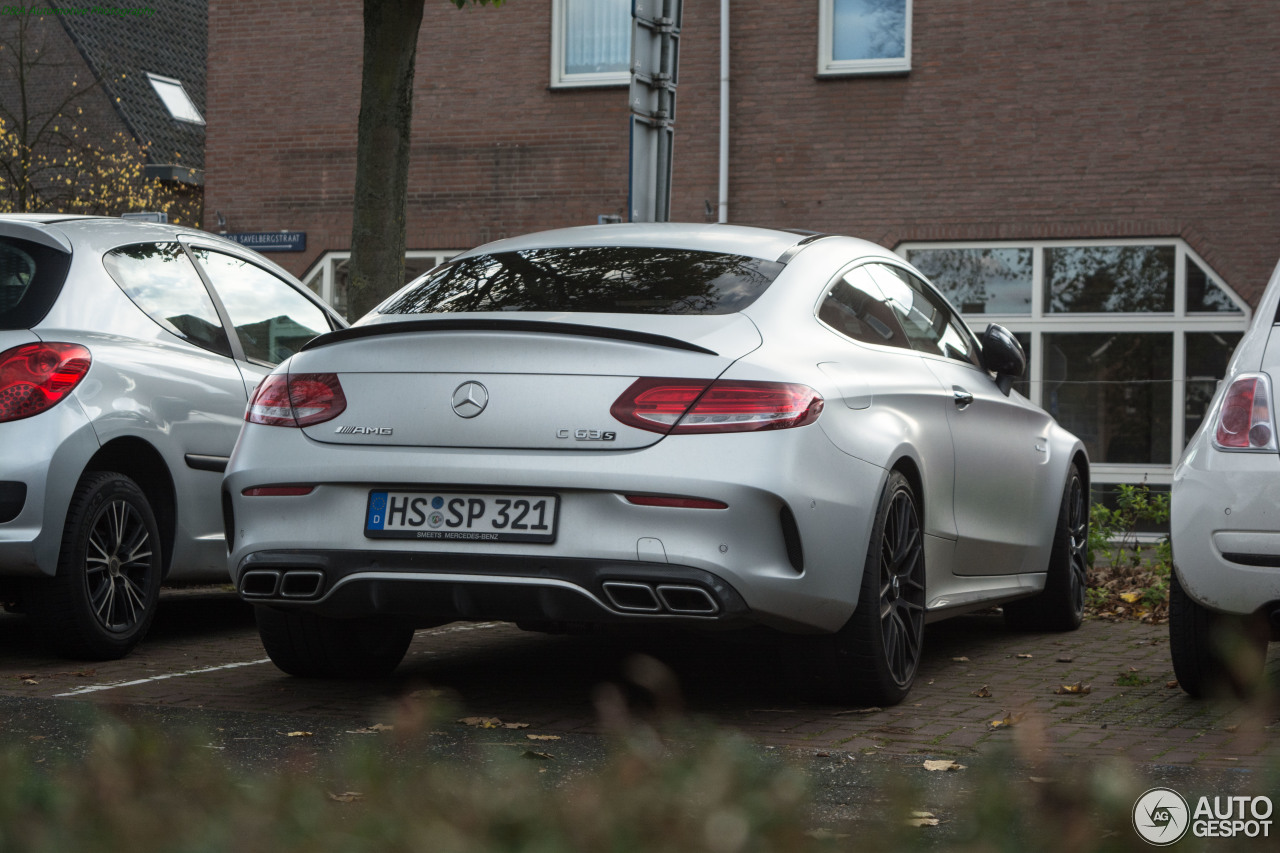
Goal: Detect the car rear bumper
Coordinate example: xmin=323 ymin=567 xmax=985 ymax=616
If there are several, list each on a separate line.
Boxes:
xmin=1171 ymin=444 xmax=1280 ymax=617
xmin=225 ymin=424 xmax=888 ymax=633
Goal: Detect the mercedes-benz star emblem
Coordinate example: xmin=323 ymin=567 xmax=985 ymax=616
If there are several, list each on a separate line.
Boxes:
xmin=451 ymin=381 xmax=489 ymax=419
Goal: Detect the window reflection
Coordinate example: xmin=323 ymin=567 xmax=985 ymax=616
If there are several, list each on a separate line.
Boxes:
xmin=1185 ymin=331 xmax=1243 ymax=443
xmin=191 ymin=249 xmax=327 ymax=366
xmin=1186 ymin=257 xmax=1243 ymax=314
xmin=104 ymin=243 xmax=231 ymax=357
xmin=1043 ymin=333 xmax=1173 ymax=464
xmin=832 ymin=0 xmax=907 ymax=61
xmin=907 ymin=247 xmax=1032 ymax=314
xmin=1046 ymin=245 xmax=1174 ymax=313
xmin=381 ymin=247 xmax=783 ymax=316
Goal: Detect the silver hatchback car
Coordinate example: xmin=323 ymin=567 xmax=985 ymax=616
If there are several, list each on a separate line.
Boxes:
xmin=0 ymin=215 xmax=343 ymax=659
xmin=225 ymin=224 xmax=1088 ymax=704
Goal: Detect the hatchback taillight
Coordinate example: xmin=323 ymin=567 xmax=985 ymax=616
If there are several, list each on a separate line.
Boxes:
xmin=1213 ymin=373 xmax=1277 ymax=452
xmin=611 ymin=378 xmax=823 ymax=434
xmin=0 ymin=343 xmax=91 ymax=423
xmin=246 ymin=372 xmax=346 ymax=428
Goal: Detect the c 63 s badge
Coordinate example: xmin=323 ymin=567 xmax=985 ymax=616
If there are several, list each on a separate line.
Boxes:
xmin=557 ymin=429 xmax=617 ymax=442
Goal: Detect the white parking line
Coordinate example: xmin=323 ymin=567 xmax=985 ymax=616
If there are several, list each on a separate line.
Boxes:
xmin=52 ymin=658 xmax=272 ymax=698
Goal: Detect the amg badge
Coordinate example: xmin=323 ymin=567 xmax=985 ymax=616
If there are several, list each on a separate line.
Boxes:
xmin=557 ymin=429 xmax=617 ymax=441
xmin=336 ymin=426 xmax=394 ymax=435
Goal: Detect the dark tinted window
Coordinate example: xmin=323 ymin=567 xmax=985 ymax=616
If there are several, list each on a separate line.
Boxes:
xmin=380 ymin=247 xmax=784 ymax=315
xmin=103 ymin=243 xmax=232 ymax=357
xmin=0 ymin=237 xmax=72 ymax=330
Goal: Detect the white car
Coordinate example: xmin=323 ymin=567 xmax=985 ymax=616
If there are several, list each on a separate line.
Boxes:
xmin=223 ymin=223 xmax=1088 ymax=704
xmin=1170 ymin=259 xmax=1280 ymax=696
xmin=0 ymin=215 xmax=343 ymax=659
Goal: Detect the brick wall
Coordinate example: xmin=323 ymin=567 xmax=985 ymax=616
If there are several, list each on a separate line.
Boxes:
xmin=205 ymin=0 xmax=1280 ymax=304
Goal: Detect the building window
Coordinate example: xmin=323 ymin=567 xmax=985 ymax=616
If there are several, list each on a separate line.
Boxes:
xmin=900 ymin=239 xmax=1249 ymax=496
xmin=551 ymin=0 xmax=631 ymax=88
xmin=819 ymin=0 xmax=912 ymax=76
xmin=146 ymin=73 xmax=205 ymax=125
xmin=301 ymin=251 xmax=461 ymax=321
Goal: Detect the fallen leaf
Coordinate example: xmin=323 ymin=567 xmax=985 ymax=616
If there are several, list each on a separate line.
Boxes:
xmin=923 ymin=760 xmax=966 ymax=772
xmin=526 ymin=734 xmax=561 ymax=741
xmin=21 ymin=679 xmax=38 ymax=685
xmin=457 ymin=717 xmax=503 ymax=729
xmin=971 ymin=685 xmax=991 ymax=698
xmin=521 ymin=750 xmax=554 ymax=760
xmin=1015 ymin=654 xmax=1033 ymax=659
xmin=1054 ymin=681 xmax=1092 ymax=695
xmin=503 ymin=722 xmax=531 ymax=730
xmin=906 ymin=811 xmax=940 ymax=827
xmin=951 ymin=656 xmax=970 ymax=662
xmin=1224 ymin=724 xmax=1239 ymax=733
xmin=1127 ymin=666 xmax=1139 ymax=672
xmin=1118 ymin=591 xmax=1143 ymax=604
xmin=327 ymin=791 xmax=364 ymax=803
xmin=28 ymin=735 xmax=45 ymax=742
xmin=1165 ymin=681 xmax=1179 ymax=689
xmin=285 ymin=731 xmax=313 ymax=738
xmin=990 ymin=712 xmax=1025 ymax=729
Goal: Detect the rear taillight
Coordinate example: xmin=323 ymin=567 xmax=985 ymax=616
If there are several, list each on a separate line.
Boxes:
xmin=246 ymin=372 xmax=346 ymax=428
xmin=0 ymin=343 xmax=91 ymax=423
xmin=611 ymin=378 xmax=823 ymax=434
xmin=1213 ymin=373 xmax=1277 ymax=451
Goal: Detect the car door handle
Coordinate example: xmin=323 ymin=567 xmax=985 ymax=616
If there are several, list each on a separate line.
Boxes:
xmin=952 ymin=387 xmax=974 ymax=410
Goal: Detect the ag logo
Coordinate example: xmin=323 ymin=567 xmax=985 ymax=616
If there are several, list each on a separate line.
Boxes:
xmin=1133 ymin=787 xmax=1190 ymax=845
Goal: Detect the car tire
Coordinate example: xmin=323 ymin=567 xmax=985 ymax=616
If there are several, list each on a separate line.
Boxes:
xmin=27 ymin=471 xmax=162 ymax=660
xmin=256 ymin=606 xmax=414 ymax=678
xmin=818 ymin=470 xmax=926 ymax=706
xmin=1003 ymin=462 xmax=1087 ymax=632
xmin=1169 ymin=570 xmax=1268 ymax=698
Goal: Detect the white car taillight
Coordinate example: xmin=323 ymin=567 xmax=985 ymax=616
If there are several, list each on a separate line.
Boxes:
xmin=0 ymin=343 xmax=91 ymax=423
xmin=246 ymin=372 xmax=347 ymax=428
xmin=1212 ymin=373 xmax=1277 ymax=452
xmin=611 ymin=378 xmax=824 ymax=435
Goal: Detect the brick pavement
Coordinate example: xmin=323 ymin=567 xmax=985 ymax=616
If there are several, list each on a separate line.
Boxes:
xmin=0 ymin=589 xmax=1275 ymax=769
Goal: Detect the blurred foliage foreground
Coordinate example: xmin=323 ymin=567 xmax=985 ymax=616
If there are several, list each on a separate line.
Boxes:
xmin=1 ymin=692 xmax=1276 ymax=853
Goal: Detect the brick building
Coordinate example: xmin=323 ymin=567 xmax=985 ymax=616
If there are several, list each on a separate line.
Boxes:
xmin=204 ymin=0 xmax=1280 ymax=498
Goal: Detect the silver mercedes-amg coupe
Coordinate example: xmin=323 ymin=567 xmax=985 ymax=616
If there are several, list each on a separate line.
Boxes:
xmin=224 ymin=223 xmax=1089 ymax=704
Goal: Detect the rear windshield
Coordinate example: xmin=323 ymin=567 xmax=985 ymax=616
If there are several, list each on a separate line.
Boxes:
xmin=0 ymin=237 xmax=72 ymax=330
xmin=379 ymin=247 xmax=784 ymax=316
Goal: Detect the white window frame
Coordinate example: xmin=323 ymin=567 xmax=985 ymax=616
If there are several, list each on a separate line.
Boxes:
xmin=551 ymin=0 xmax=631 ymax=89
xmin=146 ymin=73 xmax=205 ymax=125
xmin=896 ymin=237 xmax=1250 ymax=492
xmin=301 ymin=250 xmax=461 ymax=320
xmin=818 ymin=0 xmax=913 ymax=77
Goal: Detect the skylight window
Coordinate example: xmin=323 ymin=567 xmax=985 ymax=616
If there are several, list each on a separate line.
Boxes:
xmin=147 ymin=73 xmax=204 ymax=125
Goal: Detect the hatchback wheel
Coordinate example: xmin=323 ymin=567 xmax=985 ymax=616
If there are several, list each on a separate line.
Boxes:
xmin=256 ymin=606 xmax=414 ymax=678
xmin=818 ymin=471 xmax=925 ymax=706
xmin=1169 ymin=570 xmax=1268 ymax=698
xmin=28 ymin=471 xmax=161 ymax=660
xmin=1004 ymin=462 xmax=1087 ymax=632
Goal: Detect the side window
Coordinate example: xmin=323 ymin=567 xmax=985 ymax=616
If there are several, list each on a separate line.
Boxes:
xmin=103 ymin=243 xmax=232 ymax=357
xmin=190 ymin=249 xmax=329 ymax=366
xmin=866 ymin=264 xmax=980 ymax=366
xmin=818 ymin=265 xmax=910 ymax=349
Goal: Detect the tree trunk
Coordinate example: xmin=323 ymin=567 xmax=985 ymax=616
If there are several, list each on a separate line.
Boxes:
xmin=346 ymin=0 xmax=426 ymax=320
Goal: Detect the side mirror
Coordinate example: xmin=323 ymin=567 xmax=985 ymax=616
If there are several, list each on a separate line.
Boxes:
xmin=981 ymin=324 xmax=1026 ymax=396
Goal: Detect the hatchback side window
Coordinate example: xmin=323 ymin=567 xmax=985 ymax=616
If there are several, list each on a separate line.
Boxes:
xmin=818 ymin=265 xmax=910 ymax=349
xmin=866 ymin=264 xmax=980 ymax=366
xmin=190 ymin=249 xmax=330 ymax=366
xmin=103 ymin=243 xmax=232 ymax=357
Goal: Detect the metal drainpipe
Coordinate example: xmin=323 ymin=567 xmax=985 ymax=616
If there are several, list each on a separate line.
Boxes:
xmin=718 ymin=0 xmax=729 ymax=223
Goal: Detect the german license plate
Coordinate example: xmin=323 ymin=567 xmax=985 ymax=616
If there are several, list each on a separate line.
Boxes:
xmin=365 ymin=490 xmax=558 ymax=543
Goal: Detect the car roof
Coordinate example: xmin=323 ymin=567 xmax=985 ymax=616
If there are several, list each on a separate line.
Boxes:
xmin=455 ymin=223 xmax=879 ymax=265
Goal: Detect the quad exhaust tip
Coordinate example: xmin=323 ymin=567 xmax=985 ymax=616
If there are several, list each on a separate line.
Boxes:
xmin=240 ymin=569 xmax=324 ymax=601
xmin=602 ymin=581 xmax=719 ymax=616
